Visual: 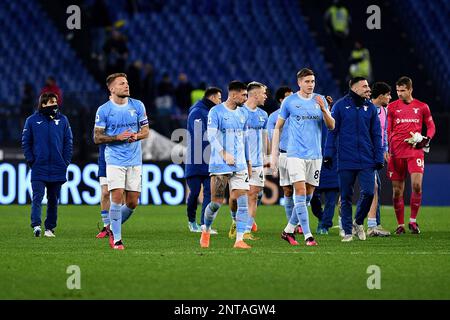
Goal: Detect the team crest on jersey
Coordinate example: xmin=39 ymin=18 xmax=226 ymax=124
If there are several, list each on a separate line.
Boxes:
xmin=363 ymin=106 xmax=368 ymax=111
xmin=240 ymin=116 xmax=245 ymax=123
xmin=128 ymin=109 xmax=136 ymax=117
xmin=259 ymin=116 xmax=265 ymax=122
xmin=54 ymin=119 xmax=60 ymax=125
xmin=413 ymin=108 xmax=419 ymax=114
xmin=314 ymin=103 xmax=320 ymax=109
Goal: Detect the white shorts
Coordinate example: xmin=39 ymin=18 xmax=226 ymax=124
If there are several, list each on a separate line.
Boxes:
xmin=287 ymin=158 xmax=322 ymax=186
xmin=249 ymin=166 xmax=265 ymax=187
xmin=106 ymin=165 xmax=142 ymax=192
xmin=99 ymin=176 xmax=108 ymax=186
xmin=278 ymin=152 xmax=291 ymax=187
xmin=211 ymin=170 xmax=250 ymax=191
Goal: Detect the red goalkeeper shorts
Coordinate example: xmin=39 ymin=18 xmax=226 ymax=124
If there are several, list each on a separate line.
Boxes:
xmin=387 ymin=156 xmax=424 ymax=181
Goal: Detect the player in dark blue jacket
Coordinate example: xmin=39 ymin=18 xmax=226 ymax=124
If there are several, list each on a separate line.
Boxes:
xmin=324 ymin=77 xmax=384 ymax=242
xmin=22 ymin=92 xmax=73 ymax=237
xmin=184 ymin=87 xmax=222 ymax=232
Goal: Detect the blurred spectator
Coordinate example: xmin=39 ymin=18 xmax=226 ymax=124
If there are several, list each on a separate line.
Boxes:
xmin=21 ymin=83 xmax=36 ymax=116
xmin=175 ymin=73 xmax=193 ymax=111
xmin=103 ymin=29 xmax=129 ymax=75
xmin=142 ymin=63 xmax=156 ymax=115
xmin=324 ymin=0 xmax=351 ymax=47
xmin=89 ymin=0 xmax=112 ymax=59
xmin=155 ymin=73 xmax=175 ymax=136
xmin=349 ymin=41 xmax=372 ymax=82
xmin=190 ymin=82 xmax=207 ymax=105
xmin=127 ymin=60 xmax=143 ymax=101
xmin=40 ymin=76 xmax=63 ymax=106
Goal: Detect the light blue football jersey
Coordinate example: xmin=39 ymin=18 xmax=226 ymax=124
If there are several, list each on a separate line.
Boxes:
xmin=207 ymin=103 xmax=249 ymax=173
xmin=242 ymin=105 xmax=268 ymax=167
xmin=279 ymin=92 xmax=328 ymax=159
xmin=267 ymin=108 xmax=290 ymax=152
xmin=94 ymin=98 xmax=148 ymax=167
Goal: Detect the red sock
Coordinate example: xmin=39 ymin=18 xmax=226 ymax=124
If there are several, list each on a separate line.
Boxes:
xmin=393 ymin=197 xmax=404 ymax=225
xmin=410 ymin=192 xmax=422 ymax=220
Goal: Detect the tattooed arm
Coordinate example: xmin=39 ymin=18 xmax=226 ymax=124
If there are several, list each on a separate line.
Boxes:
xmin=93 ymin=127 xmax=133 ymax=144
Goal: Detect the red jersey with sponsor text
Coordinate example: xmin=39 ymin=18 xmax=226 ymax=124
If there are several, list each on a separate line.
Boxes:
xmin=387 ymin=99 xmax=435 ymax=158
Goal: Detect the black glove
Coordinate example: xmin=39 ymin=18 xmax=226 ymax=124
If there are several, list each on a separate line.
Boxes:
xmin=375 ymin=162 xmax=384 ymax=170
xmin=323 ymin=157 xmax=333 ymax=169
xmin=414 ymin=136 xmax=430 ymax=149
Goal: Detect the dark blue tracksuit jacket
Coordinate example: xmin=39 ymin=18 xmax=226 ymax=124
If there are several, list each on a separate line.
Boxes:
xmin=324 ymin=91 xmax=383 ymax=234
xmin=22 ymin=111 xmax=73 ymax=182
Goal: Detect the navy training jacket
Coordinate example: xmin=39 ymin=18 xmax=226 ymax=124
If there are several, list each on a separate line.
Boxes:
xmin=324 ymin=91 xmax=383 ymax=171
xmin=22 ymin=111 xmax=73 ymax=182
xmin=185 ymin=98 xmax=215 ymax=178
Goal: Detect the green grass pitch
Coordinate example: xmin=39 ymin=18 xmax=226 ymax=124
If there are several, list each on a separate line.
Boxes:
xmin=1 ymin=205 xmax=449 ymax=299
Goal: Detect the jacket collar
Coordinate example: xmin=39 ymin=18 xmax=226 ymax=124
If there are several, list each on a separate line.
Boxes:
xmin=201 ymin=98 xmax=216 ymax=109
xmin=348 ymin=90 xmax=367 ymax=107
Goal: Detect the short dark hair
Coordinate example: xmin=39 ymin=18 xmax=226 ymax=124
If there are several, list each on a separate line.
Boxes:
xmin=228 ymin=80 xmax=247 ymax=92
xmin=349 ymin=77 xmax=367 ymax=88
xmin=396 ymin=76 xmax=412 ymax=89
xmin=106 ymin=73 xmax=127 ymax=87
xmin=275 ymin=86 xmax=293 ymax=103
xmin=297 ymin=68 xmax=314 ymax=79
xmin=38 ymin=92 xmax=58 ymax=109
xmin=247 ymin=81 xmax=265 ymax=92
xmin=204 ymin=87 xmax=222 ymax=98
xmin=371 ymin=82 xmax=391 ymax=99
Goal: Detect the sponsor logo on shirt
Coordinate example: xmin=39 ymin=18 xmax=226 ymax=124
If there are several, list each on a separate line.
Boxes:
xmin=295 ymin=115 xmax=320 ymax=121
xmin=396 ymin=118 xmax=420 ymax=124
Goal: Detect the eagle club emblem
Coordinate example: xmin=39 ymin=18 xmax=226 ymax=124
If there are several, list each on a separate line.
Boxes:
xmin=413 ymin=108 xmax=419 ymax=114
xmin=363 ymin=106 xmax=368 ymax=111
xmin=128 ymin=109 xmax=136 ymax=117
xmin=54 ymin=119 xmax=60 ymax=125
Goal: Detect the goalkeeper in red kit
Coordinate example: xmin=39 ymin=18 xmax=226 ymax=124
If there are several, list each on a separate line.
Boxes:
xmin=387 ymin=76 xmax=436 ymax=234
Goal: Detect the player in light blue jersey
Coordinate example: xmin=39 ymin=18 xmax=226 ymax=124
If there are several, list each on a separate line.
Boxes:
xmin=94 ymin=73 xmax=149 ymax=250
xmin=228 ymin=82 xmax=269 ymax=240
xmin=271 ymin=68 xmax=335 ymax=246
xmin=267 ymin=86 xmax=305 ymax=234
xmin=200 ymin=81 xmax=252 ymax=249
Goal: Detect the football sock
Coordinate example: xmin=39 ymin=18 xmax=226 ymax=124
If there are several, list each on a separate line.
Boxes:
xmin=204 ymin=202 xmax=221 ymax=231
xmin=393 ymin=196 xmax=405 ymax=225
xmin=101 ymin=210 xmax=110 ymax=227
xmin=284 ymin=196 xmax=294 ymax=222
xmin=293 ymin=195 xmax=312 ymax=238
xmin=306 ymin=193 xmax=313 ymax=206
xmin=121 ymin=205 xmax=134 ymax=224
xmin=284 ymin=223 xmax=297 ymax=234
xmin=368 ymin=218 xmax=377 ymax=228
xmin=257 ymin=191 xmax=263 ymax=206
xmin=236 ymin=195 xmax=249 ymax=240
xmin=246 ymin=216 xmax=254 ymax=233
xmin=410 ymin=192 xmax=422 ymax=220
xmin=109 ymin=202 xmax=122 ymax=242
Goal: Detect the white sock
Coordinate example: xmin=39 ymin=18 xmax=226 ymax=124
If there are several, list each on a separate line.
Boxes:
xmin=284 ymin=223 xmax=296 ymax=234
xmin=236 ymin=232 xmax=244 ymax=242
xmin=410 ymin=218 xmax=416 ymax=223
